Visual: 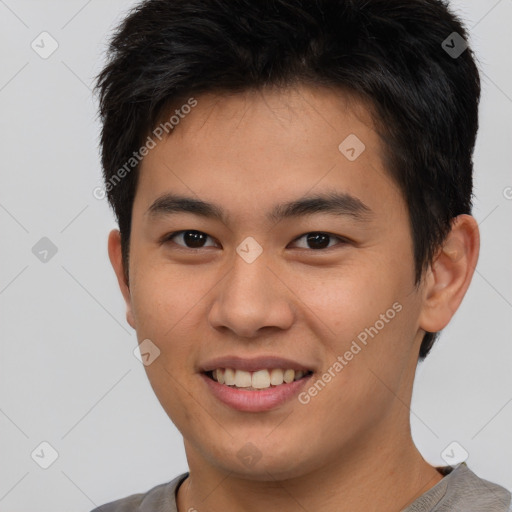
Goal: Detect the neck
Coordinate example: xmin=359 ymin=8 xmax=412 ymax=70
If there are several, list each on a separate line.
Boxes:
xmin=176 ymin=425 xmax=444 ymax=512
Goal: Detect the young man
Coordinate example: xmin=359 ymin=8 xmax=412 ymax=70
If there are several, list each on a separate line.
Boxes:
xmin=92 ymin=0 xmax=511 ymax=510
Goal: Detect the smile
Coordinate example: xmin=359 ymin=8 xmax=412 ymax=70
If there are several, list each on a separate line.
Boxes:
xmin=206 ymin=368 xmax=313 ymax=390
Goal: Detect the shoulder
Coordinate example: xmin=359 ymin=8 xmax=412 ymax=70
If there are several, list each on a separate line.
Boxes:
xmin=423 ymin=463 xmax=511 ymax=512
xmin=89 ymin=473 xmax=189 ymax=512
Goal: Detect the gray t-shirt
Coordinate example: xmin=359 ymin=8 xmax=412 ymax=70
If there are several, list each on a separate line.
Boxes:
xmin=91 ymin=463 xmax=511 ymax=511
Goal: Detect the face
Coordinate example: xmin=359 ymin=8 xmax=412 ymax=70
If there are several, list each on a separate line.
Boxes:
xmin=112 ymin=85 xmax=430 ymax=480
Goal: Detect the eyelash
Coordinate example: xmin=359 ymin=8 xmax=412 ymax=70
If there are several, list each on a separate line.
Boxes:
xmin=160 ymin=230 xmax=350 ymax=251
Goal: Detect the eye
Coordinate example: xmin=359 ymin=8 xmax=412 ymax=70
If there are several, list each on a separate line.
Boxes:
xmin=162 ymin=230 xmax=219 ymax=249
xmin=289 ymin=232 xmax=349 ymax=250
xmin=161 ymin=230 xmax=349 ymax=251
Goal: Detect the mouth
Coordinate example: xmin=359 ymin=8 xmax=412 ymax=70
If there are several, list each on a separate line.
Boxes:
xmin=203 ymin=368 xmax=314 ymax=391
xmin=199 ymin=355 xmax=316 ymax=411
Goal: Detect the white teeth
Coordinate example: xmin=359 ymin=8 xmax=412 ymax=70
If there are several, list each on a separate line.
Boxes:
xmin=224 ymin=368 xmax=236 ymax=385
xmin=215 ymin=368 xmax=225 ymax=384
xmin=234 ymin=370 xmax=252 ymax=388
xmin=209 ymin=368 xmax=310 ymax=390
xmin=270 ymin=368 xmax=284 ymax=385
xmin=283 ymin=369 xmax=295 ymax=383
xmin=252 ymin=369 xmax=270 ymax=389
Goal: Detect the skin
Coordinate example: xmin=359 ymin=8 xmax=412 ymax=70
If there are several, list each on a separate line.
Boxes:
xmin=108 ymin=85 xmax=479 ymax=512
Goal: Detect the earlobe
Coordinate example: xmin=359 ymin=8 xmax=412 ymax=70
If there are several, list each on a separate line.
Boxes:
xmin=107 ymin=229 xmax=136 ymax=330
xmin=418 ymin=214 xmax=480 ymax=334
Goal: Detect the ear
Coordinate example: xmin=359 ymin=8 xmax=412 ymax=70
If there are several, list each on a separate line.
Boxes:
xmin=418 ymin=214 xmax=480 ymax=333
xmin=108 ymin=229 xmax=136 ymax=330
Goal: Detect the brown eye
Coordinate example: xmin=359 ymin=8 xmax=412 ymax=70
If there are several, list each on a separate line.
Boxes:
xmin=290 ymin=232 xmax=348 ymax=250
xmin=164 ymin=230 xmax=218 ymax=249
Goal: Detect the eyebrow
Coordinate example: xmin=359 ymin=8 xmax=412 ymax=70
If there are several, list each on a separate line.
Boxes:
xmin=146 ymin=191 xmax=374 ymax=225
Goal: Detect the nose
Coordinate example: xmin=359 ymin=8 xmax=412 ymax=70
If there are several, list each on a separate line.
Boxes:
xmin=207 ymin=250 xmax=295 ymax=339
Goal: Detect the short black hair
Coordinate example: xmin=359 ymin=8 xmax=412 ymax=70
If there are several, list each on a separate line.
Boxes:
xmin=94 ymin=0 xmax=481 ymax=360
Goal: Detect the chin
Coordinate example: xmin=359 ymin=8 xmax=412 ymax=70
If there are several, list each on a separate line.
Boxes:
xmin=205 ymin=438 xmax=319 ymax=482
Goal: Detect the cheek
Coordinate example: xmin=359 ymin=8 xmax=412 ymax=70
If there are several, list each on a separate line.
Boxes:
xmin=301 ymin=305 xmax=416 ymax=445
xmin=129 ymin=261 xmax=208 ymax=338
xmin=292 ymin=261 xmax=417 ymax=394
xmin=130 ymin=267 xmax=206 ymax=424
xmin=285 ymin=260 xmax=405 ymax=341
xmin=129 ymin=262 xmax=223 ymax=399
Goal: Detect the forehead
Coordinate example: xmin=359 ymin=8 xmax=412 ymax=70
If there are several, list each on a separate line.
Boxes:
xmin=135 ymin=85 xmax=404 ymax=223
xmin=153 ymin=85 xmax=379 ymax=153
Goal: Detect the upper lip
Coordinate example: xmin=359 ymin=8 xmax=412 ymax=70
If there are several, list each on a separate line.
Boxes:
xmin=199 ymin=356 xmax=314 ymax=373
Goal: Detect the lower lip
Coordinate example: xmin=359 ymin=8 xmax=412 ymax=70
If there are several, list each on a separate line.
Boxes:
xmin=201 ymin=373 xmax=313 ymax=412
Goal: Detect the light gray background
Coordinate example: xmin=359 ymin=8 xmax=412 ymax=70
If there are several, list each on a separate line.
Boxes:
xmin=0 ymin=0 xmax=511 ymax=510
